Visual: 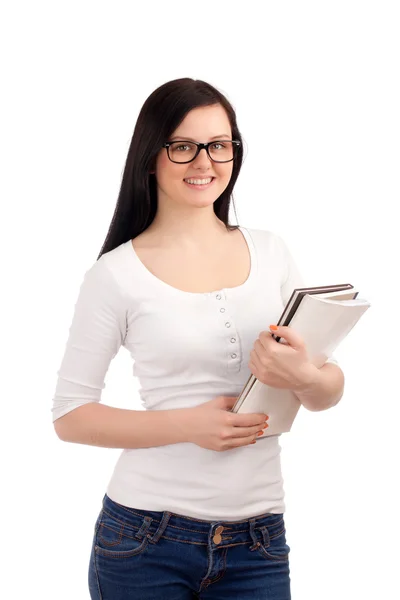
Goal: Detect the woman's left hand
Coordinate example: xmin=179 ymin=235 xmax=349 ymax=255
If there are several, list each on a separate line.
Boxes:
xmin=248 ymin=325 xmax=320 ymax=392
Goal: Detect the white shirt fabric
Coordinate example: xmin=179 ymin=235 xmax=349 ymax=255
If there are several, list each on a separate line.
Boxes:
xmin=52 ymin=226 xmax=338 ymax=521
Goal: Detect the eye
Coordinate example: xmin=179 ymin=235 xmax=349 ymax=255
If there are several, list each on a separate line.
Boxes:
xmin=211 ymin=142 xmax=225 ymax=150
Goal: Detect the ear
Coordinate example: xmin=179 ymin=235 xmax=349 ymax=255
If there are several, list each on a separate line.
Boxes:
xmin=149 ymin=159 xmax=156 ymax=175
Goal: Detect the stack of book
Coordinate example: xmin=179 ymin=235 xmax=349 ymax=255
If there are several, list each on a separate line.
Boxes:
xmin=231 ymin=284 xmax=371 ymax=436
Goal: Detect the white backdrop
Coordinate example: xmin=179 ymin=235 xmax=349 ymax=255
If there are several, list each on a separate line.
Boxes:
xmin=2 ymin=1 xmax=399 ymax=598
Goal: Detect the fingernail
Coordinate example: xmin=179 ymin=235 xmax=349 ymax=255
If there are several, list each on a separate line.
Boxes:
xmin=269 ymin=325 xmax=278 ymax=331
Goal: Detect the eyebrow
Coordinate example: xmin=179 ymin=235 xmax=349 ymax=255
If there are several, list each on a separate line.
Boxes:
xmin=169 ymin=134 xmax=231 ymax=141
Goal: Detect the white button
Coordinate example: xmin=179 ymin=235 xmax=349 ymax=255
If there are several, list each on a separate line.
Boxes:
xmin=220 ymin=308 xmax=225 ymax=313
xmin=231 ymin=353 xmax=237 ymax=359
xmin=216 ymin=294 xmax=221 ymax=300
xmin=230 ymin=338 xmax=236 ymax=343
xmin=225 ymin=322 xmax=231 ymax=328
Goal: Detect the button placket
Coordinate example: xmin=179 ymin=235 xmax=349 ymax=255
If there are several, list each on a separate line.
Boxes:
xmin=215 ymin=291 xmax=240 ymax=368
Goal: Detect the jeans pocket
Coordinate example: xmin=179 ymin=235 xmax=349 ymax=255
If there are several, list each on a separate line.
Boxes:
xmin=94 ymin=509 xmax=150 ymax=559
xmin=255 ymin=518 xmax=291 ymax=563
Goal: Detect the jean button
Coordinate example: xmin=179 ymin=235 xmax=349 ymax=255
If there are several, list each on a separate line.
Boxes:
xmin=213 ymin=534 xmax=222 ymax=544
xmin=213 ymin=526 xmax=224 ymax=544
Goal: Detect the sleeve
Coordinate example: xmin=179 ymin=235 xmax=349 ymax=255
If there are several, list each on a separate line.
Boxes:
xmin=51 ymin=258 xmax=128 ymax=422
xmin=276 ymin=234 xmax=339 ymax=367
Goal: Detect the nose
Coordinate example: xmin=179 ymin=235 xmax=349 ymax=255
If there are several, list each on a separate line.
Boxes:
xmin=192 ymin=147 xmax=212 ymax=168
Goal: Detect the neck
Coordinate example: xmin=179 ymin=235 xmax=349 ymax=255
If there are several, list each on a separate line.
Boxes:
xmin=143 ymin=207 xmax=231 ymax=250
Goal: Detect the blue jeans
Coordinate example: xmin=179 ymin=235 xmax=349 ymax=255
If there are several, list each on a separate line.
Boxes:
xmin=88 ymin=493 xmax=291 ymax=599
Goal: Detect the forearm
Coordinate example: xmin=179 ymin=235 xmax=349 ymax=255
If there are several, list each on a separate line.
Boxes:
xmin=53 ymin=402 xmax=190 ymax=449
xmin=294 ymin=362 xmax=345 ymax=412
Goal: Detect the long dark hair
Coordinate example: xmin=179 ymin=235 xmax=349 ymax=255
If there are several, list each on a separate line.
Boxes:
xmin=97 ymin=78 xmax=244 ymax=260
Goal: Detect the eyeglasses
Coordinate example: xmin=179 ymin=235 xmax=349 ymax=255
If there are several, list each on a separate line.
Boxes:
xmin=162 ymin=140 xmax=241 ymax=164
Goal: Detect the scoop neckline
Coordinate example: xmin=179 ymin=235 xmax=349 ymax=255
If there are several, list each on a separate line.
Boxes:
xmin=126 ymin=225 xmax=257 ymax=297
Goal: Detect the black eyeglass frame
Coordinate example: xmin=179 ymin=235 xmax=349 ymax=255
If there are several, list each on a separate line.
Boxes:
xmin=162 ymin=140 xmax=241 ymax=164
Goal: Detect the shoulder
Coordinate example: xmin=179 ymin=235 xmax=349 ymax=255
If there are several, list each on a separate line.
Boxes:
xmin=241 ymin=226 xmax=289 ymax=253
xmin=82 ymin=241 xmax=132 ymax=299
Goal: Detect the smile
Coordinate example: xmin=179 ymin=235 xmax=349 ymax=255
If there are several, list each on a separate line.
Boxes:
xmin=183 ymin=177 xmax=215 ymax=190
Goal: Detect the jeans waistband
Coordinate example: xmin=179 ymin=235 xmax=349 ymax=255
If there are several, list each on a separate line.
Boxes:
xmin=101 ymin=493 xmax=285 ymax=550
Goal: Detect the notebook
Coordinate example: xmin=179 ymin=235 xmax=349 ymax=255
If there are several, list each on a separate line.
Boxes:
xmin=231 ymin=283 xmax=371 ymax=437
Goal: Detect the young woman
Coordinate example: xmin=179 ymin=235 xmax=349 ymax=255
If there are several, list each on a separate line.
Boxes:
xmin=52 ymin=77 xmax=344 ymax=599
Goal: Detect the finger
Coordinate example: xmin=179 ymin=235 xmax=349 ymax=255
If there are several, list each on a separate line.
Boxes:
xmin=269 ymin=325 xmax=305 ymax=350
xmin=230 ymin=423 xmax=268 ymax=438
xmin=249 ymin=351 xmax=262 ymax=371
xmin=227 ymin=434 xmax=261 ymax=449
xmin=230 ymin=413 xmax=269 ymax=427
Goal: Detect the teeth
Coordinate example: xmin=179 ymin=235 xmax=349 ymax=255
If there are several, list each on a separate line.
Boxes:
xmin=185 ymin=178 xmax=213 ymax=185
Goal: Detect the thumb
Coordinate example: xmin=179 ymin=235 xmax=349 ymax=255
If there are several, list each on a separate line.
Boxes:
xmin=214 ymin=395 xmax=238 ymax=410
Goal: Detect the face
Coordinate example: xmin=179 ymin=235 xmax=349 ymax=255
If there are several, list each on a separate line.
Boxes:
xmin=153 ymin=104 xmax=234 ymax=209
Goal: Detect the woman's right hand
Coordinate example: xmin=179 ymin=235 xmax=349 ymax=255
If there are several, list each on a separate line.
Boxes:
xmin=177 ymin=395 xmax=269 ymax=452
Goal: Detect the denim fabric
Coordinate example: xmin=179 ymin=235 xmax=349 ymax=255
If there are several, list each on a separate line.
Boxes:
xmin=88 ymin=493 xmax=291 ymax=599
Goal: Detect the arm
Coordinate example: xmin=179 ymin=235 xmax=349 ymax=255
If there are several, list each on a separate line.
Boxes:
xmin=293 ymin=362 xmax=345 ymax=412
xmin=52 ymin=258 xmax=192 ymax=448
xmin=277 ymin=234 xmax=345 ymax=411
xmin=54 ymin=403 xmax=190 ymax=448
xmin=52 ymin=258 xmax=197 ymax=448
xmin=52 ymin=256 xmax=189 ymax=448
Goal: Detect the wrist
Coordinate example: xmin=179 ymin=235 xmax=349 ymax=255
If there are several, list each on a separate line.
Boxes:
xmin=165 ymin=408 xmax=192 ymax=444
xmin=295 ymin=364 xmax=322 ymax=395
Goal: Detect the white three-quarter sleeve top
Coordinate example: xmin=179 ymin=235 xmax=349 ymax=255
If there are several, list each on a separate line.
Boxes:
xmin=51 ymin=226 xmax=338 ymax=521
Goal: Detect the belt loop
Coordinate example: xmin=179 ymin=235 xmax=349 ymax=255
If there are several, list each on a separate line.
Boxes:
xmin=249 ymin=517 xmax=259 ymax=550
xmin=150 ymin=511 xmax=172 ymax=543
xmin=135 ymin=516 xmax=152 ymax=540
xmin=260 ymin=525 xmax=271 ymax=548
